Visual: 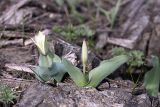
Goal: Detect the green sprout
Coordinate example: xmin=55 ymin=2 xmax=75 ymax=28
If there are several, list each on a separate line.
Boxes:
xmin=128 ymin=51 xmax=144 ymax=68
xmin=0 ymin=84 xmax=16 ymax=107
xmin=53 ymin=24 xmax=95 ymax=41
xmin=112 ymin=47 xmax=126 ymax=56
xmin=99 ymin=0 xmax=121 ymax=29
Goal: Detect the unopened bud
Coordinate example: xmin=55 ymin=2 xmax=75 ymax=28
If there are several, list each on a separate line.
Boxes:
xmin=81 ymin=40 xmax=88 ymax=73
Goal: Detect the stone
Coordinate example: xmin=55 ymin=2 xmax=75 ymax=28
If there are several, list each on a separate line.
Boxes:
xmin=16 ymin=83 xmax=151 ymax=107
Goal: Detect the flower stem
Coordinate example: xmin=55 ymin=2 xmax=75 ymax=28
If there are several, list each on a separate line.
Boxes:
xmin=83 ymin=64 xmax=86 ymax=74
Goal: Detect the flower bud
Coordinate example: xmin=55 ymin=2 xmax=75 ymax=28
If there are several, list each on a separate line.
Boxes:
xmin=81 ymin=40 xmax=88 ymax=72
xmin=32 ymin=31 xmax=48 ymax=55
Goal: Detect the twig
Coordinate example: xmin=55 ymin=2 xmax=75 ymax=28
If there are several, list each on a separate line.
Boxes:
xmin=0 ymin=39 xmax=23 ymax=48
xmin=5 ymin=63 xmax=35 ymax=74
xmin=107 ymin=37 xmax=135 ymax=49
xmin=1 ymin=77 xmax=34 ymax=82
xmin=0 ymin=31 xmax=33 ymax=38
xmin=24 ymin=39 xmax=33 ymax=46
xmin=26 ymin=13 xmax=49 ymax=25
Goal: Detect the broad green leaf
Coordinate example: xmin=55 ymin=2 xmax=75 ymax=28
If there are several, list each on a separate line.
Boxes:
xmin=144 ymin=56 xmax=160 ymax=97
xmin=54 ymin=71 xmax=65 ymax=82
xmin=38 ymin=50 xmax=62 ymax=67
xmin=51 ymin=62 xmax=66 ymax=82
xmin=29 ymin=67 xmax=42 ymax=80
xmin=62 ymin=58 xmax=88 ymax=87
xmin=87 ymin=55 xmax=129 ymax=87
xmin=34 ymin=62 xmax=66 ymax=83
xmin=34 ymin=66 xmax=57 ymax=82
xmin=53 ymin=54 xmax=61 ymax=63
xmin=38 ymin=53 xmax=53 ymax=68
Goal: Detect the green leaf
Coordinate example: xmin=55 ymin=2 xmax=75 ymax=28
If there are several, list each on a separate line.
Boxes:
xmin=34 ymin=66 xmax=58 ymax=82
xmin=34 ymin=62 xmax=66 ymax=83
xmin=54 ymin=71 xmax=66 ymax=82
xmin=53 ymin=24 xmax=94 ymax=41
xmin=38 ymin=50 xmax=62 ymax=67
xmin=38 ymin=53 xmax=53 ymax=68
xmin=128 ymin=51 xmax=144 ymax=67
xmin=112 ymin=47 xmax=144 ymax=68
xmin=0 ymin=84 xmax=16 ymax=104
xmin=53 ymin=54 xmax=62 ymax=63
xmin=144 ymin=56 xmax=160 ymax=97
xmin=112 ymin=47 xmax=126 ymax=56
xmin=51 ymin=62 xmax=66 ymax=82
xmin=87 ymin=55 xmax=129 ymax=87
xmin=62 ymin=58 xmax=88 ymax=87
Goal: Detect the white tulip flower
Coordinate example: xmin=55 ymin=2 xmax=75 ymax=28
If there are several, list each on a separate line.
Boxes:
xmin=32 ymin=31 xmax=48 ymax=55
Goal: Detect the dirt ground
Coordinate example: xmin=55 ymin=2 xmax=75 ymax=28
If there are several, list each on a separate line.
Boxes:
xmin=0 ymin=0 xmax=160 ymax=107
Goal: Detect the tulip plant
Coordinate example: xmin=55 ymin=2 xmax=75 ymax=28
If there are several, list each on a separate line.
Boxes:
xmin=31 ymin=31 xmax=66 ymax=83
xmin=32 ymin=31 xmax=130 ymax=87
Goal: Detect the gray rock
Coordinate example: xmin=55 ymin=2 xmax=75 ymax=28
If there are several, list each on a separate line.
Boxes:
xmin=16 ymin=83 xmax=151 ymax=107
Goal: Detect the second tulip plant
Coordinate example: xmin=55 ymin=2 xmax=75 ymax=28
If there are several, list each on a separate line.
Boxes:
xmin=32 ymin=31 xmax=130 ymax=87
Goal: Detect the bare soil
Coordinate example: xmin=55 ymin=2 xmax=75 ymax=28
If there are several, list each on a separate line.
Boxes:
xmin=0 ymin=0 xmax=160 ymax=107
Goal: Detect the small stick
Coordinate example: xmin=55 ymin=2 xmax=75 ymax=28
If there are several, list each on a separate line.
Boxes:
xmin=5 ymin=63 xmax=35 ymax=74
xmin=0 ymin=39 xmax=23 ymax=48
